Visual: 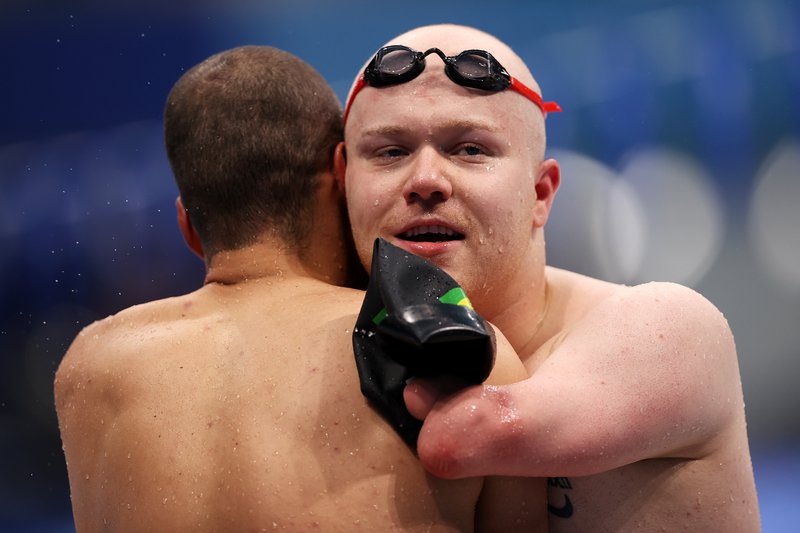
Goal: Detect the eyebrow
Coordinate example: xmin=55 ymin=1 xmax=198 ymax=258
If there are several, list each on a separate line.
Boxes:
xmin=358 ymin=118 xmax=503 ymax=139
xmin=358 ymin=125 xmax=408 ymax=138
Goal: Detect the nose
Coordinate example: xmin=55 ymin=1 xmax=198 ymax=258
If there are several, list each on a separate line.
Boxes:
xmin=402 ymin=147 xmax=453 ymax=206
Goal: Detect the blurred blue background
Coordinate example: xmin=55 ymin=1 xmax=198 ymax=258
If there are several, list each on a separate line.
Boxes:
xmin=1 ymin=0 xmax=798 ymax=530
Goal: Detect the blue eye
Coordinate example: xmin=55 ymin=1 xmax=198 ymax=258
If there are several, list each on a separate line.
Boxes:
xmin=379 ymin=147 xmax=406 ymax=158
xmin=463 ymin=145 xmax=482 ymax=156
xmin=456 ymin=144 xmax=486 ymax=157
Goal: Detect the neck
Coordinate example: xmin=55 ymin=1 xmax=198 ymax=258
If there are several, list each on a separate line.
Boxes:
xmin=204 ymin=180 xmax=354 ymax=288
xmin=489 ymin=272 xmax=549 ymax=358
xmin=479 ymin=235 xmax=550 ymax=358
xmin=204 ymin=232 xmax=348 ymax=288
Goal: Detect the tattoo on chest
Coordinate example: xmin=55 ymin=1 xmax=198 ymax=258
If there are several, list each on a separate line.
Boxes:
xmin=547 ymin=477 xmax=574 ymax=519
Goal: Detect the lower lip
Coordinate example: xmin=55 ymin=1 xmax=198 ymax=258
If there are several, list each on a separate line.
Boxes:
xmin=393 ymin=238 xmax=461 ymax=258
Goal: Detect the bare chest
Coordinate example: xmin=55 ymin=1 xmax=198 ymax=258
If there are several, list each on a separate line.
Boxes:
xmin=546 ymin=457 xmax=758 ymax=532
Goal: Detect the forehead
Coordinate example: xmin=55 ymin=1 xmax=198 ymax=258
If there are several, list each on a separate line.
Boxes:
xmin=349 ymin=82 xmax=537 ymax=159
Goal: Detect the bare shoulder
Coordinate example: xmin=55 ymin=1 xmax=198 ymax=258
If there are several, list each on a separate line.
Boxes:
xmin=590 ymin=280 xmax=735 ymax=357
xmin=54 ymin=281 xmax=364 ymax=407
xmin=54 ymin=291 xmax=206 ymax=417
xmin=559 ymin=275 xmax=739 ymax=388
xmin=56 ymin=302 xmax=147 ymax=392
xmin=615 ymin=280 xmax=729 ymax=322
xmin=534 ymin=271 xmax=743 ymax=463
xmin=57 ymin=293 xmax=190 ymax=363
xmin=535 ymin=276 xmax=757 ymax=529
xmin=54 ymin=292 xmax=213 ymax=528
xmin=548 ymin=267 xmax=735 ymax=357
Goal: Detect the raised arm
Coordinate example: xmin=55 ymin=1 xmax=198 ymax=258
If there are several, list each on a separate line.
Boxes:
xmin=406 ymin=282 xmax=745 ymax=479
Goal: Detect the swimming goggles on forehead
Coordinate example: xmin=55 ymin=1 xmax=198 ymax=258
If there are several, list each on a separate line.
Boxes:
xmin=344 ymin=44 xmax=562 ymax=123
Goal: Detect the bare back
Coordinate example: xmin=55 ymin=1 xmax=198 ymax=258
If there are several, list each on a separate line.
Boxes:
xmin=57 ymin=277 xmax=491 ymax=531
xmin=56 ymin=269 xmax=550 ymax=532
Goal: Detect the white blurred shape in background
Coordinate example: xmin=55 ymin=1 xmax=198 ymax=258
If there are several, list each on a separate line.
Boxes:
xmin=547 ymin=146 xmax=724 ymax=287
xmin=619 ymin=147 xmax=724 ymax=286
xmin=748 ymin=138 xmax=800 ymax=293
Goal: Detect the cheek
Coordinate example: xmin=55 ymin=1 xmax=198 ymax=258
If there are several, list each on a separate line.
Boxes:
xmin=493 ymin=208 xmax=524 ymax=250
xmin=345 ymin=171 xmax=390 ymax=266
xmin=476 ymin=187 xmax=537 ymax=254
xmin=346 ymin=175 xmax=382 ymax=230
xmin=472 ymin=174 xmax=535 ymax=232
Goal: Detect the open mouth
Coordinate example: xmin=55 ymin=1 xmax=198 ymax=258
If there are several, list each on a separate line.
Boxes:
xmin=398 ymin=225 xmax=465 ymax=243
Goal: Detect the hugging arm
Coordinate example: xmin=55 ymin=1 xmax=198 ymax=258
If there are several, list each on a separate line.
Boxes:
xmin=407 ymin=282 xmax=743 ymax=479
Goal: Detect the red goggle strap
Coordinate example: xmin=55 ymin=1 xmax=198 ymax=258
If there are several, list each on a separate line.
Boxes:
xmin=510 ymin=77 xmax=562 ymax=116
xmin=344 ymin=77 xmax=367 ymax=124
xmin=344 ymin=75 xmax=562 ymax=124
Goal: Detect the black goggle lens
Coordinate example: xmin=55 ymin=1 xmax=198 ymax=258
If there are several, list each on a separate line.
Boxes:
xmin=448 ymin=50 xmax=510 ymax=92
xmin=455 ymin=53 xmax=491 ymax=79
xmin=377 ymin=48 xmax=419 ymax=76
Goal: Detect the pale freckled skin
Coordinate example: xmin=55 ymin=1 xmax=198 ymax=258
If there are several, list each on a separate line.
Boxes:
xmin=342 ymin=23 xmax=760 ymax=532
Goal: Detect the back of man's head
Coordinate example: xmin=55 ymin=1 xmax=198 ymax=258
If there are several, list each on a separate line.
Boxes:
xmin=164 ymin=46 xmax=342 ymax=258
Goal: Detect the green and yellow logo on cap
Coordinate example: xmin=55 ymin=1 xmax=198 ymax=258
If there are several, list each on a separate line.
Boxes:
xmin=437 ymin=287 xmax=473 ymax=309
xmin=371 ymin=287 xmax=473 ymax=326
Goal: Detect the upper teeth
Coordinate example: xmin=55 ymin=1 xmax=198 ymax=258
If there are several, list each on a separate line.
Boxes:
xmin=404 ymin=225 xmax=455 ymax=237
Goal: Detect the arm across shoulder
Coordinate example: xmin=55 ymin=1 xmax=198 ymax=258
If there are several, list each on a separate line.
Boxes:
xmin=414 ymin=281 xmax=749 ymax=478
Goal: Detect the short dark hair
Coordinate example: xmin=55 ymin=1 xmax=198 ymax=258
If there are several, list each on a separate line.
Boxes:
xmin=164 ymin=46 xmax=343 ymax=257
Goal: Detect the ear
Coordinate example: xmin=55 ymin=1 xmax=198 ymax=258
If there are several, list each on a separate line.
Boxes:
xmin=175 ymin=196 xmax=205 ymax=260
xmin=532 ymin=158 xmax=561 ymax=228
xmin=333 ymin=141 xmax=347 ymax=194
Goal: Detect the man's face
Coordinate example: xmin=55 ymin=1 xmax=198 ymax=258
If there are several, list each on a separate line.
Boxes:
xmin=343 ymin=62 xmax=548 ymax=308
